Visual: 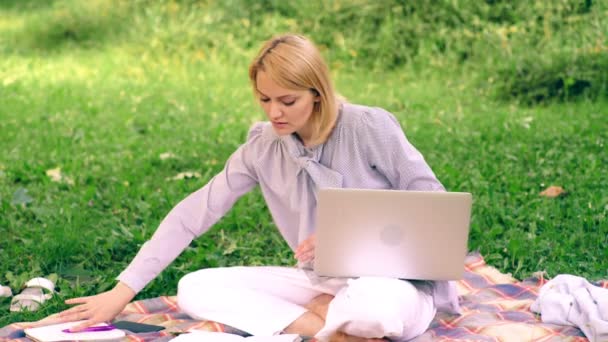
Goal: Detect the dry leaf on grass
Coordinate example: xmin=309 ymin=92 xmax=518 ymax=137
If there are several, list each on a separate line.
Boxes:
xmin=166 ymin=171 xmax=201 ymax=181
xmin=159 ymin=152 xmax=176 ymax=160
xmin=46 ymin=168 xmax=75 ymax=185
xmin=539 ymin=185 xmax=565 ymax=198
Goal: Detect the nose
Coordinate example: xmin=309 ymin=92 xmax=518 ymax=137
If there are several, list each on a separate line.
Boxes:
xmin=269 ymin=102 xmax=282 ymax=120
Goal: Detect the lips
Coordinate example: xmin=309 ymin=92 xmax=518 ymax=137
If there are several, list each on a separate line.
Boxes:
xmin=272 ymin=121 xmax=288 ymax=127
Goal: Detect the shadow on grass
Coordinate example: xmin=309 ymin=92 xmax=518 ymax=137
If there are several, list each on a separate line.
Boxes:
xmin=1 ymin=0 xmax=131 ymax=53
xmin=0 ymin=0 xmax=58 ymax=11
xmin=492 ymin=52 xmax=608 ymax=104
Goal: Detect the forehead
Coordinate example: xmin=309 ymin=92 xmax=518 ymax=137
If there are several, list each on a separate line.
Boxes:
xmin=255 ymin=71 xmax=306 ymax=97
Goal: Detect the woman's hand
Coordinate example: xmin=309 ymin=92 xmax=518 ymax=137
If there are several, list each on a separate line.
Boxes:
xmin=295 ymin=234 xmax=316 ymax=263
xmin=57 ymin=282 xmax=136 ymax=332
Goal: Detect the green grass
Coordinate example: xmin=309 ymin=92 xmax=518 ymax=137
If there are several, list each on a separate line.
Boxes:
xmin=1 ymin=0 xmax=607 ymax=325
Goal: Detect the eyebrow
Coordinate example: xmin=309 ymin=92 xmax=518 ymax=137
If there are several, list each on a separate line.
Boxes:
xmin=257 ymin=90 xmax=297 ymax=100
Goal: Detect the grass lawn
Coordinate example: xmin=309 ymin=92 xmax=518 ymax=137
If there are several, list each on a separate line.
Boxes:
xmin=0 ymin=0 xmax=606 ymax=325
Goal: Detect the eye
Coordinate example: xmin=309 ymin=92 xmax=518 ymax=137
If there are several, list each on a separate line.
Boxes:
xmin=259 ymin=97 xmax=270 ymax=103
xmin=283 ymin=100 xmax=296 ymax=106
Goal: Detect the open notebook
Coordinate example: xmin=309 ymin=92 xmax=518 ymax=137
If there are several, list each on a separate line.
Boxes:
xmin=24 ymin=321 xmax=125 ymax=342
xmin=172 ymin=330 xmax=302 ymax=341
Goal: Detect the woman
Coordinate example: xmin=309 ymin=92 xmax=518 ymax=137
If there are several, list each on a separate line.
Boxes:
xmin=58 ymin=34 xmax=460 ymax=341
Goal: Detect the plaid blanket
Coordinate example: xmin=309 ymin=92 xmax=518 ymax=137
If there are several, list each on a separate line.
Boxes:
xmin=2 ymin=252 xmax=606 ymax=342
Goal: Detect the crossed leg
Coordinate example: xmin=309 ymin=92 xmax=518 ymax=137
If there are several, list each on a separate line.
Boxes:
xmin=285 ymin=294 xmax=386 ymax=341
xmin=177 ymin=266 xmax=434 ymax=341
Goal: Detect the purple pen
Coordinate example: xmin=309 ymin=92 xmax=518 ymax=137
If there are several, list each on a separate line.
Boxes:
xmin=62 ymin=325 xmax=116 ymax=333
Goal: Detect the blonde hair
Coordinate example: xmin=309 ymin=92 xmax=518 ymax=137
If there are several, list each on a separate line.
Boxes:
xmin=249 ymin=34 xmax=340 ymax=146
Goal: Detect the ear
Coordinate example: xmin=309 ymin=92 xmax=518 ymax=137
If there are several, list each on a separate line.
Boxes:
xmin=313 ymin=93 xmax=321 ymax=103
xmin=311 ymin=88 xmax=321 ymax=102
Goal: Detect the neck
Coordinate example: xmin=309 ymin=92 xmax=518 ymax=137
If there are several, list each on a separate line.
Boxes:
xmin=296 ymin=123 xmax=314 ymax=147
xmin=294 ymin=132 xmax=312 ymax=147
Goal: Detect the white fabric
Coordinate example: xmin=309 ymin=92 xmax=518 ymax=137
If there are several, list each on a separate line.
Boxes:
xmin=9 ymin=277 xmax=55 ymax=312
xmin=177 ymin=266 xmax=435 ymax=341
xmin=0 ymin=285 xmax=12 ymax=297
xmin=316 ymin=277 xmax=436 ymax=341
xmin=24 ymin=277 xmax=55 ymax=293
xmin=118 ymin=103 xmax=459 ymax=314
xmin=11 ymin=293 xmax=52 ymax=303
xmin=530 ymin=274 xmax=608 ymax=342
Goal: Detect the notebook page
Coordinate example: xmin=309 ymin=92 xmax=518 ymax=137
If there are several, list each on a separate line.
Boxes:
xmin=24 ymin=321 xmax=125 ymax=342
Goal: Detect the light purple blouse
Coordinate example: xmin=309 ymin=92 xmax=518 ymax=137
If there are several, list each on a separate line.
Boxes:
xmin=118 ymin=103 xmax=461 ymax=313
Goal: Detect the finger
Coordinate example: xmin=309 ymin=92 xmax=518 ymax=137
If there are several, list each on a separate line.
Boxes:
xmin=58 ymin=310 xmax=92 ymax=323
xmin=296 ymin=240 xmax=314 ymax=254
xmin=296 ymin=244 xmax=314 ymax=257
xmin=41 ymin=315 xmax=74 ymax=326
xmin=294 ymin=247 xmax=309 ymax=259
xmin=65 ymin=296 xmax=91 ymax=305
xmin=297 ymin=250 xmax=315 ymax=262
xmin=297 ymin=235 xmax=315 ymax=247
xmin=61 ymin=310 xmax=97 ymax=329
xmin=69 ymin=319 xmax=99 ymax=332
xmin=26 ymin=314 xmax=63 ymax=328
xmin=58 ymin=304 xmax=87 ymax=317
xmin=40 ymin=314 xmax=67 ymax=325
xmin=58 ymin=310 xmax=89 ymax=323
xmin=295 ymin=242 xmax=307 ymax=254
xmin=302 ymin=242 xmax=315 ymax=252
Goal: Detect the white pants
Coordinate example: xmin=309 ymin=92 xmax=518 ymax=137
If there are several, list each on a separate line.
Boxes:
xmin=177 ymin=266 xmax=436 ymax=341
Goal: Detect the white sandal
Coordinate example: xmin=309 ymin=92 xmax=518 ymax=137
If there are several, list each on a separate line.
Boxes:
xmin=10 ymin=277 xmax=55 ymax=312
xmin=0 ymin=284 xmax=12 ymax=297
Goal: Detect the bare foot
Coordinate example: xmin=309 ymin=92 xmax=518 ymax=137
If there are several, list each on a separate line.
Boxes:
xmin=307 ymin=295 xmax=387 ymax=341
xmin=283 ymin=294 xmax=334 ymax=336
xmin=305 ymin=293 xmax=334 ymax=319
xmin=283 ymin=311 xmax=324 ymax=337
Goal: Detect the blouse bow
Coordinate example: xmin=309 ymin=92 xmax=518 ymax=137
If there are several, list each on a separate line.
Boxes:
xmin=282 ymin=134 xmax=343 ymax=243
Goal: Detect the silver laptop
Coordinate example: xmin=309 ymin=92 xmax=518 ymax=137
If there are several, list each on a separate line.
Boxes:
xmin=313 ymin=188 xmax=472 ymax=280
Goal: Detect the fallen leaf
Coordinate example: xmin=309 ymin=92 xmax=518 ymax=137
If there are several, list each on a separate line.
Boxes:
xmin=166 ymin=171 xmax=201 ymax=181
xmin=521 ymin=116 xmax=534 ymax=129
xmin=159 ymin=152 xmax=176 ymax=160
xmin=539 ymin=185 xmax=565 ymax=198
xmin=46 ymin=167 xmax=75 ymax=185
xmin=46 ymin=168 xmax=62 ymax=182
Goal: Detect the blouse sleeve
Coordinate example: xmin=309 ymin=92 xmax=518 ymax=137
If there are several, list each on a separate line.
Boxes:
xmin=360 ymin=108 xmax=445 ymax=191
xmin=117 ymin=124 xmax=263 ymax=293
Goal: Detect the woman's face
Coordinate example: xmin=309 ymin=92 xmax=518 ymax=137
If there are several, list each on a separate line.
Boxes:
xmin=255 ymin=71 xmax=319 ymax=144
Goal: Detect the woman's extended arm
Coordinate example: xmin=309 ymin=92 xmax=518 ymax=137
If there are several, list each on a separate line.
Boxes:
xmin=56 ymin=131 xmax=261 ymax=330
xmin=57 ymin=281 xmax=136 ymax=331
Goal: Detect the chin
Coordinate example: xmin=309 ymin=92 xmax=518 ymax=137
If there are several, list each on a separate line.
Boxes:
xmin=271 ymin=127 xmax=294 ymax=136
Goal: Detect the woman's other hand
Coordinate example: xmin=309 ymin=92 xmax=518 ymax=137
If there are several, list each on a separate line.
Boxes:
xmin=57 ymin=282 xmax=135 ymax=332
xmin=295 ymin=234 xmax=316 ymax=263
